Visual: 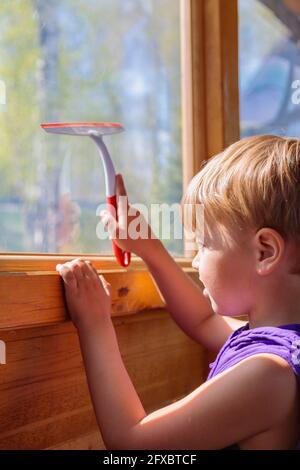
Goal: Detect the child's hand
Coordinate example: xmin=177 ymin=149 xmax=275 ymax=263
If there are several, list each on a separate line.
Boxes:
xmin=99 ymin=174 xmax=158 ymax=260
xmin=56 ymin=258 xmax=111 ymax=331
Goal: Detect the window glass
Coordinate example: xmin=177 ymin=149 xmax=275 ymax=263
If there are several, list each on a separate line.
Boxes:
xmin=239 ymin=0 xmax=300 ymax=138
xmin=0 ymin=0 xmax=183 ymax=255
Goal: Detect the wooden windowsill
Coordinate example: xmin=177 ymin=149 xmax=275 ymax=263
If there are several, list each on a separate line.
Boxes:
xmin=0 ymin=253 xmax=201 ymax=330
xmin=0 ymin=252 xmax=193 ymax=272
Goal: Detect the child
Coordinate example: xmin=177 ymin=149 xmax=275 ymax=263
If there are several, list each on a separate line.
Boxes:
xmin=56 ymin=135 xmax=300 ymax=450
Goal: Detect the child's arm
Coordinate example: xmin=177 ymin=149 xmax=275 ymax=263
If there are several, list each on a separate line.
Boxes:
xmin=101 ymin=175 xmax=246 ymax=351
xmin=56 ymin=260 xmax=296 ymax=450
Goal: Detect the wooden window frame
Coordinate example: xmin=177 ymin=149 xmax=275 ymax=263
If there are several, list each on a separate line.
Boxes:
xmin=0 ymin=0 xmax=240 ymax=330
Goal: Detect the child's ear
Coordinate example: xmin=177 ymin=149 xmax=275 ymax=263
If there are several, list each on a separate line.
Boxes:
xmin=254 ymin=228 xmax=285 ymax=275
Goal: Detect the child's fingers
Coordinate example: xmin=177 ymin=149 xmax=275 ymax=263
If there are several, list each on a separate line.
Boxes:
xmin=70 ymin=259 xmax=85 ymax=282
xmin=82 ymin=261 xmax=109 ymax=295
xmin=68 ymin=258 xmax=98 ymax=283
xmin=99 ymin=211 xmax=111 ymax=228
xmin=116 ymin=174 xmax=128 ymax=199
xmin=117 ymin=195 xmax=129 ymax=231
xmin=80 ymin=260 xmax=97 ymax=281
xmin=84 ymin=260 xmax=99 ymax=280
xmin=99 ymin=274 xmax=111 ymax=296
xmin=56 ymin=263 xmax=77 ymax=289
xmin=99 ymin=211 xmax=118 ymax=238
xmin=116 ymin=174 xmax=130 ymax=223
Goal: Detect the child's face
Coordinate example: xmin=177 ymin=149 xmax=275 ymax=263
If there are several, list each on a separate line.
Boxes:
xmin=192 ymin=224 xmax=255 ymax=317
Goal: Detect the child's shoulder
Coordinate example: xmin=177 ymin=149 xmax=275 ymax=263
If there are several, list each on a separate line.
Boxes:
xmin=208 ymin=321 xmax=300 ymax=382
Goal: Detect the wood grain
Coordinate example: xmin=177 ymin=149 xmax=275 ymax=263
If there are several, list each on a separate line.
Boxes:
xmin=0 ymin=309 xmax=207 ymax=450
xmin=204 ymin=0 xmax=240 ymax=157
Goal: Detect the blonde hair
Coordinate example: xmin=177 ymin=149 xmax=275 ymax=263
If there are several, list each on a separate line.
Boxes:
xmin=181 ymin=135 xmax=300 ymax=256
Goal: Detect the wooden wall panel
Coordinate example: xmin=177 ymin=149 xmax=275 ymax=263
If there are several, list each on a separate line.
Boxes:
xmin=0 ymin=309 xmax=208 ymax=450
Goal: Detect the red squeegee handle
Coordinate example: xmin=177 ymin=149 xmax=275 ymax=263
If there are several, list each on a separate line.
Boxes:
xmin=106 ymin=195 xmax=131 ymax=267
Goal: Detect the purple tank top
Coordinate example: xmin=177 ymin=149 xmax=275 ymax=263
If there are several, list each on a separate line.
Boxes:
xmin=207 ymin=322 xmax=300 ymax=450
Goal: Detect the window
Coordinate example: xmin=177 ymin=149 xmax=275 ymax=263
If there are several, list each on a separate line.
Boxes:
xmin=239 ymin=0 xmax=300 ymax=138
xmin=0 ymin=0 xmax=239 ymax=324
xmin=0 ymin=0 xmax=183 ymax=256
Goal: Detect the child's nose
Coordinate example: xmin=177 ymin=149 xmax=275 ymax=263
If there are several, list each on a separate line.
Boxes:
xmin=192 ymin=252 xmax=200 ymax=270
